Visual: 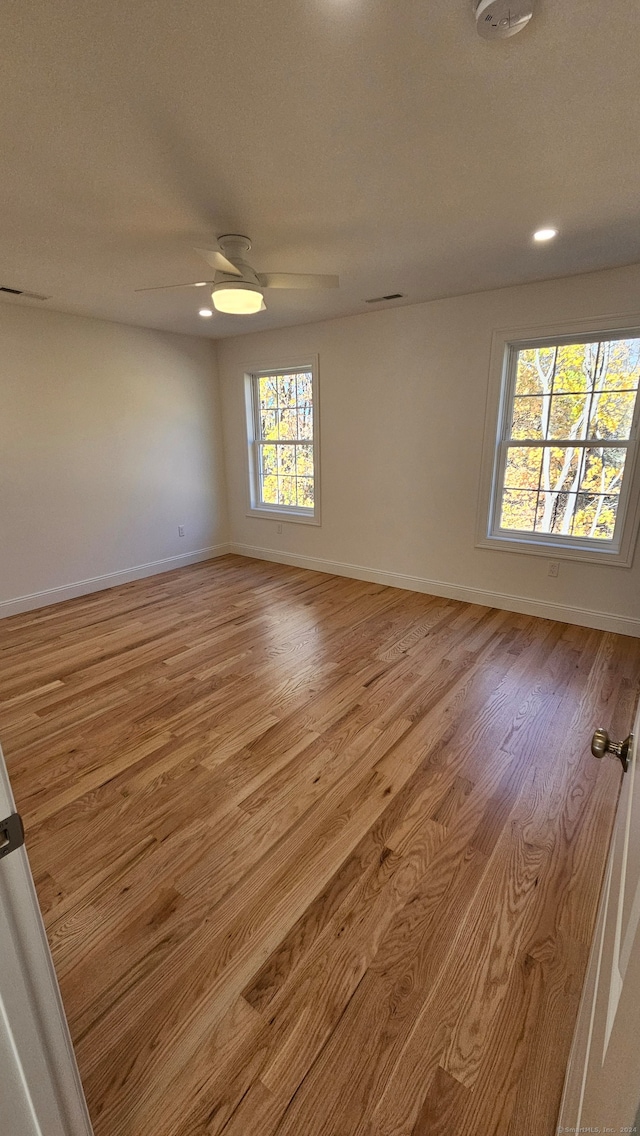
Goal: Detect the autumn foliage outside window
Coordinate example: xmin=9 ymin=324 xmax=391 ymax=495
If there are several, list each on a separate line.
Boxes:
xmin=251 ymin=369 xmax=316 ymax=514
xmin=495 ymin=337 xmax=640 ymax=546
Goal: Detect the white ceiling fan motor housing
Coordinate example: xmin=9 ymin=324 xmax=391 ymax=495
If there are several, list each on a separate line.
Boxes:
xmin=474 ymin=0 xmax=534 ymax=39
xmin=214 ymin=234 xmax=262 ymax=285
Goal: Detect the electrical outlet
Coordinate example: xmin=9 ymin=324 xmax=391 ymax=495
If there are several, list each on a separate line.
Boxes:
xmin=277 ymin=523 xmax=283 ymax=535
xmin=178 ymin=525 xmax=185 ymax=538
xmin=548 ymin=561 xmax=559 ymax=578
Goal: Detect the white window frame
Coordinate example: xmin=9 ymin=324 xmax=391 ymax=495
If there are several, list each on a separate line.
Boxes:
xmin=243 ymin=355 xmax=321 ymax=525
xmin=476 ymin=316 xmax=640 ymax=567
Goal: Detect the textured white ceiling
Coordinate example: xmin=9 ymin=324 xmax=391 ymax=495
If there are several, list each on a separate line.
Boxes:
xmin=1 ymin=0 xmax=639 ymax=338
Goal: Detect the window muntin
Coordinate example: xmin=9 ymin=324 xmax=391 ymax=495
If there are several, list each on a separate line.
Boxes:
xmin=492 ymin=336 xmax=640 ymax=550
xmin=248 ymin=366 xmax=318 ymax=520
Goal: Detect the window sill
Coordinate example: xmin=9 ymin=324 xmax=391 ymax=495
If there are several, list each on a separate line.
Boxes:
xmin=246 ymin=506 xmax=321 ymax=527
xmin=476 ymin=531 xmax=633 ymax=567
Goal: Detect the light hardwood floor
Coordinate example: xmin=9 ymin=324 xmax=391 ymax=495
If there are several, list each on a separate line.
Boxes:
xmin=1 ymin=555 xmax=638 ymax=1136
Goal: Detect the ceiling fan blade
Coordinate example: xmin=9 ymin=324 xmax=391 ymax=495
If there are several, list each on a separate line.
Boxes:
xmin=194 ymin=247 xmax=243 ymax=276
xmin=260 ymin=299 xmax=267 ymax=311
xmin=259 ymin=272 xmax=339 ymax=290
xmin=135 ymin=281 xmax=213 ymax=292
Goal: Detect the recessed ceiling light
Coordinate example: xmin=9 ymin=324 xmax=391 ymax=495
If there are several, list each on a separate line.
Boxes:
xmin=533 ymin=228 xmax=558 ymax=242
xmin=199 ymin=308 xmax=213 ymax=318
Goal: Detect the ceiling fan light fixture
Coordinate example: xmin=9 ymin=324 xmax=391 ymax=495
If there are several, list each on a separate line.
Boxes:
xmin=211 ymin=280 xmax=264 ymax=314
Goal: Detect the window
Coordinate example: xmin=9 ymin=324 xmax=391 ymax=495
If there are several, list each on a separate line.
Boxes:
xmin=244 ymin=360 xmax=320 ymax=524
xmin=479 ymin=329 xmax=640 ymax=564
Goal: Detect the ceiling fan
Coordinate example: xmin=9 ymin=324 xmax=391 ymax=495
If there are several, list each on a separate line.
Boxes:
xmin=136 ymin=234 xmax=339 ymax=315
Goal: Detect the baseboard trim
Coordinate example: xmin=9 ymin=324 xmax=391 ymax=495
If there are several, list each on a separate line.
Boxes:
xmin=0 ymin=544 xmax=232 ymax=619
xmin=229 ymin=543 xmax=640 ymax=638
xmin=5 ymin=540 xmax=637 ymax=637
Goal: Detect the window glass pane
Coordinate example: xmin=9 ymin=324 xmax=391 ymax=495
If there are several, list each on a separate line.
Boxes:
xmin=589 ymin=391 xmax=636 ymax=440
xmin=298 ymin=405 xmax=313 ymax=438
xmin=534 ymin=447 xmax=582 ymax=534
xmin=279 ymin=476 xmax=296 ymax=507
xmin=602 ymin=339 xmax=640 ymax=391
xmin=278 ymin=408 xmax=298 ymax=439
xmin=500 ymin=490 xmax=538 ymax=532
xmin=296 ymin=444 xmax=314 ymax=476
xmin=572 ymin=494 xmax=619 ymax=540
xmin=552 ymin=343 xmax=591 ymax=394
xmin=260 ymin=409 xmax=277 ymax=440
xmin=511 ymin=397 xmax=545 ymax=440
xmin=547 ymin=446 xmax=581 ymax=488
xmin=514 ymin=347 xmax=555 ymax=396
xmin=297 ymin=477 xmax=314 ymax=508
xmin=583 ymin=342 xmax=605 ymax=391
xmin=277 ymin=444 xmax=296 ymax=475
xmin=536 ymin=491 xmax=577 ymax=535
xmin=277 ymin=375 xmax=297 ymax=407
xmin=296 ymin=372 xmax=313 ymax=402
xmin=259 ymin=443 xmax=278 ymax=505
xmin=503 ymin=447 xmax=543 ymax=490
xmin=261 ymin=475 xmax=278 ymax=504
xmin=260 ymin=444 xmax=277 ymax=478
xmin=259 ymin=376 xmax=278 ymax=408
xmin=580 ymin=447 xmax=626 ymax=495
xmin=547 ymin=394 xmax=589 ymax=439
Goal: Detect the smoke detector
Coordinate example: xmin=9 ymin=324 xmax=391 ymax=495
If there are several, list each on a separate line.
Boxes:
xmin=474 ymin=0 xmax=534 ymax=39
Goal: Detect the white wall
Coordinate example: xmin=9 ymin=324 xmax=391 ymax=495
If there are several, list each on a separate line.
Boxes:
xmin=0 ymin=305 xmax=228 ymax=614
xmin=217 ymin=263 xmax=640 ymax=636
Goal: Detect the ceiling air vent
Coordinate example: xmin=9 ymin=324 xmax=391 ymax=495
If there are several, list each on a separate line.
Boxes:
xmin=0 ymin=286 xmax=50 ymax=301
xmin=365 ymin=293 xmax=404 ymax=304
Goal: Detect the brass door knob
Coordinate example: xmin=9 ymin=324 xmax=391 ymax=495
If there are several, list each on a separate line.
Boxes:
xmin=591 ymin=728 xmax=633 ymax=773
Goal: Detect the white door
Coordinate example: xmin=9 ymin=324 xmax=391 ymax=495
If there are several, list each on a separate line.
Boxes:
xmin=559 ymin=700 xmax=640 ymax=1131
xmin=0 ymin=743 xmax=93 ymax=1136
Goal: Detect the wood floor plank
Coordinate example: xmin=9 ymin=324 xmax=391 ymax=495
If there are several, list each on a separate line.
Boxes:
xmin=0 ymin=554 xmax=637 ymax=1136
